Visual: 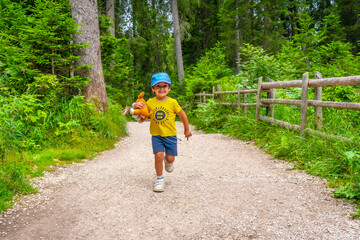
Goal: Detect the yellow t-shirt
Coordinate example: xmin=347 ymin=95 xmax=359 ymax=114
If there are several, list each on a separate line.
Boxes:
xmin=146 ymin=97 xmax=182 ymax=137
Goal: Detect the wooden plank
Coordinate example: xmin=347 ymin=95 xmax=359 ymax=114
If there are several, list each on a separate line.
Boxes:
xmin=261 ymin=75 xmax=360 ymax=89
xmin=300 ymin=72 xmax=309 ymax=135
xmin=243 ymin=82 xmax=247 ymax=115
xmin=259 ymin=115 xmax=351 ymax=141
xmin=215 ymin=89 xmax=269 ymax=94
xmin=237 ymin=84 xmax=241 ymax=108
xmin=261 ymin=99 xmax=301 ymax=105
xmin=261 ymin=79 xmax=303 ymax=89
xmin=261 ymin=99 xmax=360 ymax=110
xmin=195 ymin=102 xmax=260 ymax=107
xmin=266 ymin=78 xmax=275 ymax=118
xmin=217 ymin=84 xmax=222 ymax=102
xmin=219 ymin=102 xmax=259 ymax=107
xmin=196 ymin=89 xmax=269 ymax=96
xmin=194 ymin=93 xmax=213 ymax=97
xmin=314 ymin=71 xmax=323 ymax=130
xmin=256 ymin=77 xmax=263 ymax=119
xmin=259 ymin=115 xmax=300 ymax=131
xmin=309 ymin=100 xmax=360 ymax=110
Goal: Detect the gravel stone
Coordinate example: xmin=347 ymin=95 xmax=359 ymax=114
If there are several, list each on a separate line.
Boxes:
xmin=0 ymin=122 xmax=359 ymax=239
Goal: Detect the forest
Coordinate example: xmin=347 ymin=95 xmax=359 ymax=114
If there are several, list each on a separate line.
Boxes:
xmin=0 ymin=0 xmax=360 ymax=216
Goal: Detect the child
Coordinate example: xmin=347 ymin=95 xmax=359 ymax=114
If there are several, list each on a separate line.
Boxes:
xmin=133 ymin=72 xmax=192 ymax=192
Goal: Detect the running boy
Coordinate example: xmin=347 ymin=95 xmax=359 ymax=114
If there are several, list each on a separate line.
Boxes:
xmin=133 ymin=72 xmax=192 ymax=192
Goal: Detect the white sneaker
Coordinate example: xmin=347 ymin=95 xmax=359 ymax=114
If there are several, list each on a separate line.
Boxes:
xmin=153 ymin=178 xmax=164 ymax=192
xmin=164 ymin=157 xmax=174 ymax=173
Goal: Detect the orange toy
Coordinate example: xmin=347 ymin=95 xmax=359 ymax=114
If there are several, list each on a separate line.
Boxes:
xmin=131 ymin=92 xmax=152 ymax=122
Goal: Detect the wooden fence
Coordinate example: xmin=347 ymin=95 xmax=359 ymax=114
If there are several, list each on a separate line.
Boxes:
xmin=194 ymin=72 xmax=360 ymax=137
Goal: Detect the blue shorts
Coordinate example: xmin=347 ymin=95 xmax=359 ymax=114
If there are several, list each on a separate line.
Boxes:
xmin=151 ymin=136 xmax=178 ymax=156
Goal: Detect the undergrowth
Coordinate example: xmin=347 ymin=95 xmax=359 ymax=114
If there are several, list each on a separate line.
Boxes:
xmin=0 ymin=99 xmax=127 ymax=212
xmin=191 ymin=99 xmax=360 ymax=218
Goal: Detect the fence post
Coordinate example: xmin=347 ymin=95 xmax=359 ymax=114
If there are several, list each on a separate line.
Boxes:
xmin=212 ymin=86 xmax=215 ymax=100
xmin=217 ymin=84 xmax=222 ymax=102
xmin=243 ymin=82 xmax=247 ymax=115
xmin=237 ymin=84 xmax=241 ymax=109
xmin=256 ymin=77 xmax=263 ymax=119
xmin=300 ymin=72 xmax=309 ymax=135
xmin=266 ymin=78 xmax=275 ymax=118
xmin=314 ymin=71 xmax=323 ymax=130
xmin=203 ymin=91 xmax=206 ymax=104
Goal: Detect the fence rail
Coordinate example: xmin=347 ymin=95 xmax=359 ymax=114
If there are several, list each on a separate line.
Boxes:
xmin=194 ymin=72 xmax=360 ymax=139
xmin=262 ymin=76 xmax=360 ymax=89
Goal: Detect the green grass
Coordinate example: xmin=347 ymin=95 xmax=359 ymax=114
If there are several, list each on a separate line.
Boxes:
xmin=0 ymin=163 xmax=37 ymax=210
xmin=0 ymin=133 xmax=127 ymax=212
xmin=0 ymin=103 xmax=128 ymax=213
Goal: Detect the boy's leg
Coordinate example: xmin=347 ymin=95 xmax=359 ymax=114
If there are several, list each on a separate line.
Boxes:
xmin=154 ymin=151 xmax=165 ymax=176
xmin=165 ymin=154 xmax=175 ymax=163
xmin=163 ymin=136 xmax=177 ymax=173
xmin=154 ymin=151 xmax=165 ymax=192
xmin=164 ymin=154 xmax=175 ymax=173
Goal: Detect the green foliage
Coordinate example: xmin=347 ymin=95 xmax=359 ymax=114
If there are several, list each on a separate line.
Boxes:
xmin=0 ymin=164 xmax=36 ymax=210
xmin=0 ymin=94 xmax=45 ymax=161
xmin=184 ymin=46 xmax=232 ymax=97
xmin=0 ymin=99 xmax=127 ymax=212
xmin=239 ymin=44 xmax=295 ymax=86
xmin=333 ymin=150 xmax=360 ymax=218
xmin=0 ymin=1 xmax=131 ymax=212
xmin=320 ymin=13 xmax=346 ymax=44
xmin=2 ymin=0 xmax=360 ymax=216
xmin=115 ymin=0 xmax=175 ymax=90
xmin=193 ymin=99 xmax=230 ymax=132
xmin=0 ymin=0 xmax=89 ymax=95
xmin=100 ymin=33 xmax=135 ymax=106
xmin=276 ymin=13 xmax=360 ymax=79
xmin=182 ymin=0 xmax=221 ymax=66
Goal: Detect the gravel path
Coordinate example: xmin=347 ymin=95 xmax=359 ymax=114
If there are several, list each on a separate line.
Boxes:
xmin=1 ymin=122 xmax=359 ymax=239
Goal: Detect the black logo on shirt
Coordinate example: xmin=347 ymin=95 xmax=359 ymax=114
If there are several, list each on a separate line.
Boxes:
xmin=153 ymin=106 xmax=170 ymax=124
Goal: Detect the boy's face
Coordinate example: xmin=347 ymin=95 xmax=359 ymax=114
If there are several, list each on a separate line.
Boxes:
xmin=152 ymin=82 xmax=170 ymax=99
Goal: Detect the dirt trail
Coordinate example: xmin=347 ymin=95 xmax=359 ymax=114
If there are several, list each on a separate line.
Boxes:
xmin=1 ymin=122 xmax=359 ymax=239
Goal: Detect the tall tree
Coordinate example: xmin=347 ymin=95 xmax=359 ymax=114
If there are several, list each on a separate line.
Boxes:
xmin=70 ymin=0 xmax=108 ymax=111
xmin=219 ymin=0 xmax=251 ymax=69
xmin=336 ymin=0 xmax=360 ymax=54
xmin=182 ymin=0 xmax=221 ymax=65
xmin=151 ymin=0 xmax=161 ymax=70
xmin=106 ymin=0 xmax=115 ymax=37
xmin=172 ymin=0 xmax=184 ymax=84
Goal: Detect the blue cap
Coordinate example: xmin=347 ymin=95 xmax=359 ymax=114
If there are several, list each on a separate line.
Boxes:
xmin=151 ymin=72 xmax=171 ymax=87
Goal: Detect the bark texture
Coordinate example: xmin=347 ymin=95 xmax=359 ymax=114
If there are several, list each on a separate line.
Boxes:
xmin=106 ymin=0 xmax=115 ymax=37
xmin=70 ymin=0 xmax=108 ymax=111
xmin=171 ymin=0 xmax=184 ymax=84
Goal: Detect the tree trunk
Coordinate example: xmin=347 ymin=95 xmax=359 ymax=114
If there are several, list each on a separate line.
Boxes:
xmin=171 ymin=0 xmax=184 ymax=85
xmin=235 ymin=2 xmax=240 ymax=74
xmin=152 ymin=0 xmax=161 ymax=70
xmin=106 ymin=0 xmax=115 ymax=37
xmin=249 ymin=0 xmax=256 ymax=41
xmin=70 ymin=0 xmax=108 ymax=111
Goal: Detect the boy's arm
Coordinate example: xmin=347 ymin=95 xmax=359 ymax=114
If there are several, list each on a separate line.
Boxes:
xmin=134 ymin=101 xmax=146 ymax=109
xmin=177 ymin=109 xmax=192 ymax=140
xmin=131 ymin=102 xmax=147 ymax=123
